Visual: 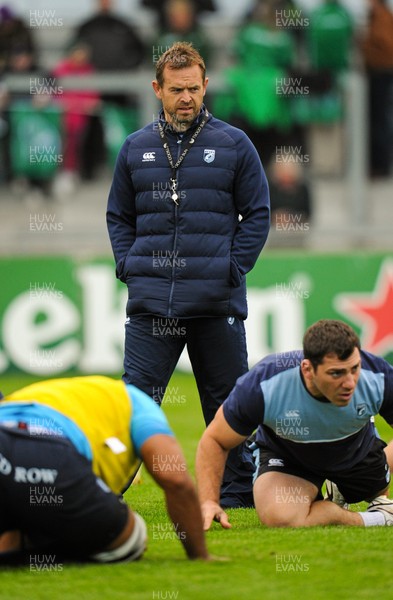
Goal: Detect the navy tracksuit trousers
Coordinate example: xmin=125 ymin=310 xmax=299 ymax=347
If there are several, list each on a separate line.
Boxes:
xmin=122 ymin=315 xmax=255 ymax=508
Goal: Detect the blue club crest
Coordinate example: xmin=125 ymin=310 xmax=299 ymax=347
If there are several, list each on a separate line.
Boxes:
xmin=357 ymin=404 xmax=366 ymax=416
xmin=203 ymin=149 xmax=215 ymax=163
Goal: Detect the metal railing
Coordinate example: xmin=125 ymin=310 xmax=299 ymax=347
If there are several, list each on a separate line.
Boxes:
xmin=3 ymin=69 xmax=392 ymax=248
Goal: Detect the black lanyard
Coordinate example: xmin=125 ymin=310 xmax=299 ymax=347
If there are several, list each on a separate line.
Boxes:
xmin=157 ymin=111 xmax=209 ymax=205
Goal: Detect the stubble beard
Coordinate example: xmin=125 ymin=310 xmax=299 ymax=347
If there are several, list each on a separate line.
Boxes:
xmin=169 ymin=109 xmax=196 ymax=132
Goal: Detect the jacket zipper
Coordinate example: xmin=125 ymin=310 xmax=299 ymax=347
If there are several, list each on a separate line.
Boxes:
xmin=167 ymin=135 xmax=182 ymax=317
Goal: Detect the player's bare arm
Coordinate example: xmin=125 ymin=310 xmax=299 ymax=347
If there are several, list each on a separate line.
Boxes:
xmin=141 ymin=434 xmax=209 ymax=560
xmin=196 ymin=406 xmax=247 ymax=531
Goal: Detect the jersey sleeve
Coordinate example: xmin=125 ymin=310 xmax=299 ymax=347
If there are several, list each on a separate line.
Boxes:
xmin=378 ymin=358 xmax=393 ymax=424
xmin=361 ymin=351 xmax=393 ymax=424
xmin=127 ymin=385 xmax=174 ymax=457
xmin=222 ymin=364 xmax=265 ymax=436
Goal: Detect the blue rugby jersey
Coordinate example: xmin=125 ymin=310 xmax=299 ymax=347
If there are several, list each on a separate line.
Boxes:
xmin=223 ymin=350 xmax=393 ymax=472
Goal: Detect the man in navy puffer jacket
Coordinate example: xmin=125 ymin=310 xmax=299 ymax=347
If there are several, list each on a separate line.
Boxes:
xmin=107 ymin=42 xmax=270 ymax=508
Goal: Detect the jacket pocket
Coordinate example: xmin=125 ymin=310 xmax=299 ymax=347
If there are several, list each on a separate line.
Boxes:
xmin=116 ymin=257 xmax=126 ymax=283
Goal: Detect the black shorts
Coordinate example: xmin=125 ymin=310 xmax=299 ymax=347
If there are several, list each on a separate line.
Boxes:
xmin=254 ymin=436 xmax=390 ymax=504
xmin=0 ymin=426 xmax=128 ymax=560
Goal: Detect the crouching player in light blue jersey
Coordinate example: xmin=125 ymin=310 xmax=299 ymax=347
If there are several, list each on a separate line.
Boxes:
xmin=197 ymin=320 xmax=393 ymax=529
xmin=0 ymin=376 xmax=209 ymax=563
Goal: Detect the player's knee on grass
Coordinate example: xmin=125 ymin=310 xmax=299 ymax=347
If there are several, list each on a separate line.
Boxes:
xmin=258 ymin=508 xmax=303 ymax=528
xmin=255 ymin=498 xmax=300 ymax=528
xmin=90 ymin=512 xmax=147 ymax=563
xmin=254 ymin=483 xmax=309 ymax=528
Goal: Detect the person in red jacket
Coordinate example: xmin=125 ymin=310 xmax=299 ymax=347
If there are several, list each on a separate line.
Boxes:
xmin=51 ymin=42 xmax=100 ymax=188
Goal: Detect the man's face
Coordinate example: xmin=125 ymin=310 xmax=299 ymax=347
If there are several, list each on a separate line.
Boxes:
xmin=152 ymin=64 xmax=208 ymax=131
xmin=301 ymin=348 xmax=361 ymax=407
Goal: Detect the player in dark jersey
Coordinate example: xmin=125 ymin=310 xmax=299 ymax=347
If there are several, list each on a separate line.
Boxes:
xmin=196 ymin=320 xmax=393 ymax=529
xmin=0 ymin=376 xmax=209 ymax=563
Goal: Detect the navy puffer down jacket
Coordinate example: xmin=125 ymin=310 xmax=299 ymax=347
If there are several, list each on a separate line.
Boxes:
xmin=107 ymin=109 xmax=270 ymax=319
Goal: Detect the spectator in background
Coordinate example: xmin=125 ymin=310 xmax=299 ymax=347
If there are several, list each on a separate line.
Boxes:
xmin=51 ymin=43 xmax=100 ymax=194
xmin=154 ymin=0 xmax=212 ymax=66
xmin=268 ymin=157 xmax=312 ymax=246
xmin=0 ymin=4 xmax=37 ymax=75
xmin=0 ymin=81 xmax=9 ymax=184
xmin=1 ymin=4 xmax=60 ymax=201
xmin=72 ymin=0 xmax=146 ymax=178
xmin=360 ymin=0 xmax=393 ymax=178
xmin=0 ymin=5 xmax=38 ymax=187
xmin=73 ymin=0 xmax=145 ymax=74
xmin=269 ymin=157 xmax=311 ymax=221
xmin=7 ymin=92 xmax=63 ymax=201
xmin=301 ymin=0 xmax=354 ymax=128
xmin=213 ymin=0 xmax=299 ymax=166
xmin=233 ymin=0 xmax=296 ymax=70
xmin=142 ymin=0 xmax=216 ymax=31
xmin=306 ymin=0 xmax=354 ymax=73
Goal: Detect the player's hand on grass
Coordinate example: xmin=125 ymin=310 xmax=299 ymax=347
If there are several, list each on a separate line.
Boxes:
xmin=201 ymin=500 xmax=231 ymax=531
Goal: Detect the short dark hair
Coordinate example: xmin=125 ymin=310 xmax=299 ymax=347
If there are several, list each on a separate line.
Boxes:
xmin=155 ymin=41 xmax=206 ymax=87
xmin=303 ymin=319 xmax=361 ymax=369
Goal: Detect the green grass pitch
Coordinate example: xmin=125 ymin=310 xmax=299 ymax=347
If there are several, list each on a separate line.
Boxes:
xmin=0 ymin=371 xmax=393 ymax=600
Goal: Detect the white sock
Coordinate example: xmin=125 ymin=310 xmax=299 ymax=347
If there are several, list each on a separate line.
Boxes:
xmin=358 ymin=510 xmax=386 ymax=526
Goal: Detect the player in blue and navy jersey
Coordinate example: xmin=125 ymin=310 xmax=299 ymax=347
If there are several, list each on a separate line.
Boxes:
xmin=196 ymin=320 xmax=393 ymax=529
xmin=0 ymin=376 xmax=209 ymax=563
